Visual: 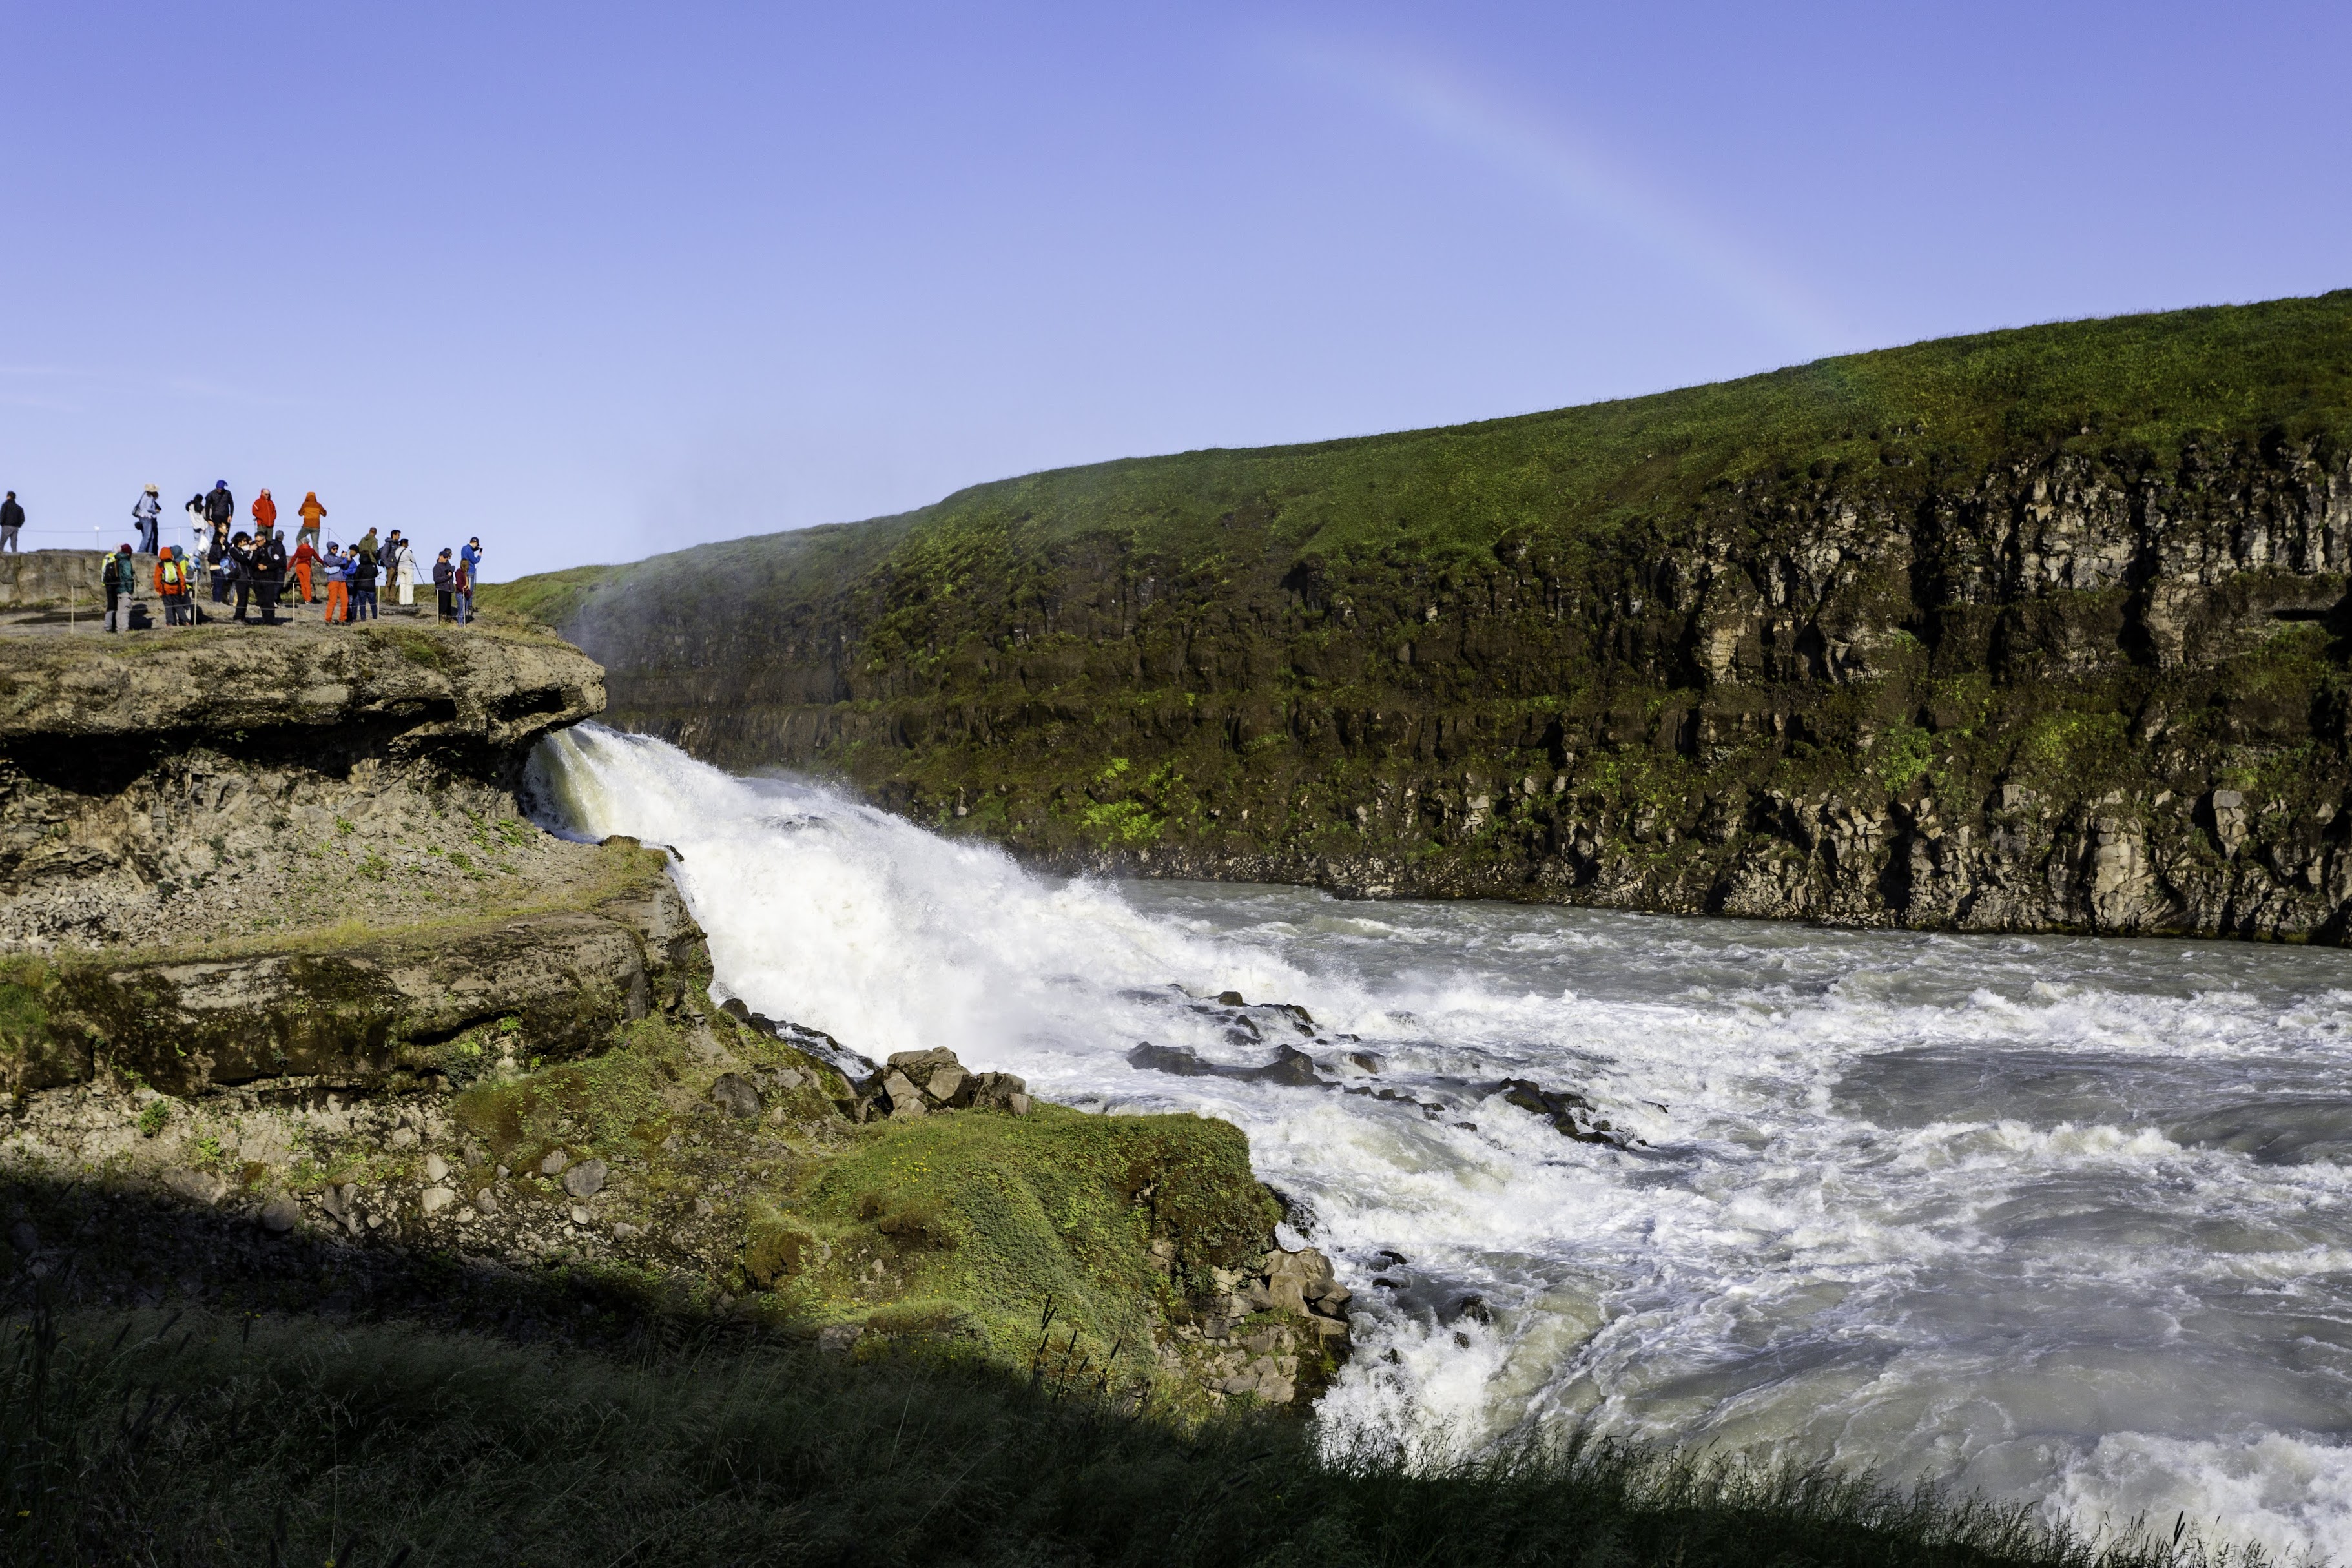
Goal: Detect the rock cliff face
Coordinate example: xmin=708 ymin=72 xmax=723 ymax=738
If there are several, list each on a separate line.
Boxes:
xmin=0 ymin=619 xmax=701 ymax=1093
xmin=522 ymin=294 xmax=2352 ymax=941
xmin=0 ymin=619 xmax=1323 ymax=1412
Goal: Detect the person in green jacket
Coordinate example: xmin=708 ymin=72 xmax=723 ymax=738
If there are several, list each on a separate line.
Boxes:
xmin=102 ymin=544 xmax=142 ymax=632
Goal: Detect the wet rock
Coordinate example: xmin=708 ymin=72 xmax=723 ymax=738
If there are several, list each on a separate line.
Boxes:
xmin=710 ymin=1073 xmax=764 ymax=1119
xmin=1498 ymin=1078 xmax=1627 ymax=1146
xmin=1127 ymin=1041 xmax=1325 ymax=1086
xmin=562 ymin=1159 xmax=608 ymax=1199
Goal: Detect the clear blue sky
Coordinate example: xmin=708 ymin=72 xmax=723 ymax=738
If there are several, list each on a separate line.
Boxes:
xmin=5 ymin=2 xmax=2347 ymax=578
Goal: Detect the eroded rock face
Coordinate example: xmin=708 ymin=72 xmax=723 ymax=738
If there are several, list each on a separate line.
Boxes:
xmin=547 ymin=407 xmax=2352 ymax=942
xmin=0 ymin=622 xmax=605 ymax=949
xmin=0 ymin=621 xmax=686 ymax=1097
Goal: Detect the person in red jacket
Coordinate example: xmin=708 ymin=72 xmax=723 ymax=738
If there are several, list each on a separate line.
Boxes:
xmin=251 ymin=488 xmax=278 ymax=536
xmin=291 ymin=535 xmax=321 ymax=605
xmin=154 ymin=546 xmax=194 ymax=626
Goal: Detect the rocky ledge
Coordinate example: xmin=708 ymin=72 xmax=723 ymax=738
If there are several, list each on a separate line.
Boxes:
xmin=0 ymin=621 xmax=1351 ymax=1416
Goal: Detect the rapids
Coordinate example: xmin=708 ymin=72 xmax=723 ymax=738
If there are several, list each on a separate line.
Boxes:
xmin=530 ymin=725 xmax=2352 ymax=1560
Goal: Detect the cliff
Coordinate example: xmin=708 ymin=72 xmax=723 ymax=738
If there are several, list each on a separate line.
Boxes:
xmin=498 ymin=291 xmax=2352 ymax=940
xmin=0 ymin=617 xmax=1323 ymax=1414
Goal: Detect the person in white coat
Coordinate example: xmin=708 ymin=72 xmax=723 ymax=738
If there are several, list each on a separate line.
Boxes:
xmin=185 ymin=493 xmax=209 ymax=558
xmin=385 ymin=530 xmax=417 ymax=606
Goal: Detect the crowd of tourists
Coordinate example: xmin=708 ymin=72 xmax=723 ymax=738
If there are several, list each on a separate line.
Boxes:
xmin=84 ymin=481 xmax=485 ymax=633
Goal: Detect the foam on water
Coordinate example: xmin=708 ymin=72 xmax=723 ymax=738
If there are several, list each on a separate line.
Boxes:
xmin=531 ymin=726 xmax=2352 ymax=1560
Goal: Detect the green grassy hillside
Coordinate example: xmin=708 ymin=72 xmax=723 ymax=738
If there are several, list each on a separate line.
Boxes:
xmin=489 ymin=291 xmax=2352 ymax=939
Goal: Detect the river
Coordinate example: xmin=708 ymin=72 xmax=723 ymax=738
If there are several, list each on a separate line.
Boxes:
xmin=533 ymin=723 xmax=2352 ymax=1561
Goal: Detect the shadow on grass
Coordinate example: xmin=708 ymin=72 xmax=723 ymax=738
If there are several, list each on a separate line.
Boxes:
xmin=0 ymin=1177 xmax=2298 ymax=1568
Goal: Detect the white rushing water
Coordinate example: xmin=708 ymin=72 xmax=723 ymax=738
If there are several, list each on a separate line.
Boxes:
xmin=532 ymin=725 xmax=2352 ymax=1560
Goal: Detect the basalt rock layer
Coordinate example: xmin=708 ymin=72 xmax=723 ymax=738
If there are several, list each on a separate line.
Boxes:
xmin=506 ymin=291 xmax=2352 ymax=940
xmin=0 ymin=619 xmax=1321 ymax=1412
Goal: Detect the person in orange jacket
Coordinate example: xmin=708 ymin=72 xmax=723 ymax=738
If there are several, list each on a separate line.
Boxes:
xmin=153 ymin=546 xmax=194 ymax=626
xmin=296 ymin=491 xmax=325 ymax=550
xmin=251 ymin=488 xmax=278 ymax=536
xmin=291 ymin=534 xmax=321 ymax=604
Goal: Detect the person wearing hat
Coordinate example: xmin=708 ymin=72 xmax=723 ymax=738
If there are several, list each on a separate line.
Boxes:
xmin=154 ymin=545 xmax=193 ymax=626
xmin=0 ymin=492 xmax=21 ymax=554
xmin=184 ymin=492 xmax=209 ymax=557
xmin=227 ymin=531 xmax=256 ymax=624
xmin=203 ymin=480 xmax=235 ymax=554
xmin=132 ymin=485 xmax=161 ymax=556
xmin=103 ymin=542 xmax=141 ymax=632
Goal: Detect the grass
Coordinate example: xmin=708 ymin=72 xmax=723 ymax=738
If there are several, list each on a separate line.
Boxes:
xmin=0 ymin=1301 xmax=2288 ymax=1568
xmin=497 ymin=291 xmax=2352 ymax=641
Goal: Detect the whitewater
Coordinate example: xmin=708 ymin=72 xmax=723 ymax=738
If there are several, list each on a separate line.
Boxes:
xmin=532 ymin=725 xmax=2352 ymax=1560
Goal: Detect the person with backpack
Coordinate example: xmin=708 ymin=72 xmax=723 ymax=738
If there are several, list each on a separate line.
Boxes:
xmin=154 ymin=546 xmax=193 ymax=626
xmin=101 ymin=544 xmax=136 ymax=631
xmin=455 ymin=537 xmax=482 ymax=624
xmin=132 ymin=486 xmax=161 ymax=555
xmin=349 ymin=536 xmax=380 ymax=621
xmin=0 ymin=492 xmax=23 ymax=553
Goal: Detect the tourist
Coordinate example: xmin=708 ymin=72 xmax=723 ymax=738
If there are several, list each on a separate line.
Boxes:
xmin=103 ymin=543 xmax=139 ymax=632
xmin=349 ymin=535 xmax=380 ymax=621
xmin=185 ymin=493 xmax=208 ymax=557
xmin=203 ymin=482 xmax=235 ymax=553
xmin=296 ymin=491 xmax=325 ymax=550
xmin=0 ymin=492 xmax=20 ymax=553
xmin=132 ymin=486 xmax=161 ymax=556
xmin=228 ymin=532 xmax=256 ymax=624
xmin=253 ymin=530 xmax=288 ymax=626
xmin=457 ymin=537 xmax=482 ymax=624
xmin=433 ymin=548 xmax=455 ymax=622
xmin=291 ymin=532 xmax=321 ymax=605
xmin=154 ymin=546 xmax=192 ymax=626
xmin=323 ymin=542 xmax=351 ymax=624
xmin=386 ymin=530 xmax=417 ymax=608
xmin=251 ymin=488 xmax=278 ymax=539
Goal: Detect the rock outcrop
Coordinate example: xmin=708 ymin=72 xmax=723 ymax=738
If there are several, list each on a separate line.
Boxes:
xmin=502 ymin=293 xmax=2352 ymax=942
xmin=0 ymin=617 xmax=1337 ymax=1415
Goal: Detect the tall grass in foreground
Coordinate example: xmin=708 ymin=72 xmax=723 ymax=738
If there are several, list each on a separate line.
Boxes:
xmin=0 ymin=1304 xmax=2298 ymax=1568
